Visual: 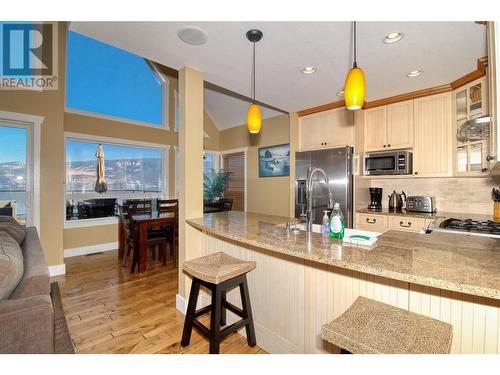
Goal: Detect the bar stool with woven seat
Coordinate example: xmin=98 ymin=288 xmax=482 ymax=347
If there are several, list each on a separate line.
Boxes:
xmin=181 ymin=252 xmax=257 ymax=354
xmin=321 ymin=296 xmax=453 ymax=354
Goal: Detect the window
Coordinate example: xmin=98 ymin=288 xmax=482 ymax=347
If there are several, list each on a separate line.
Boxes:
xmin=0 ymin=123 xmax=34 ymax=225
xmin=65 ymin=134 xmax=168 ymax=223
xmin=203 ymin=152 xmax=219 ymax=175
xmin=66 ymin=31 xmax=168 ymax=127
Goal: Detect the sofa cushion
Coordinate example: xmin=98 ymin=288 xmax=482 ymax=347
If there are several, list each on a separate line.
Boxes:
xmin=0 ymin=232 xmax=24 ymax=300
xmin=10 ymin=227 xmax=50 ymax=299
xmin=0 ymin=216 xmax=26 ymax=245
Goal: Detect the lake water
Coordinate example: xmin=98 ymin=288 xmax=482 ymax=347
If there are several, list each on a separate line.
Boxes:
xmin=0 ymin=191 xmax=26 ymax=216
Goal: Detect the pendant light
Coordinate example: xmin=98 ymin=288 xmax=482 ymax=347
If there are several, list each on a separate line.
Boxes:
xmin=246 ymin=29 xmax=263 ymax=134
xmin=344 ymin=21 xmax=366 ymax=110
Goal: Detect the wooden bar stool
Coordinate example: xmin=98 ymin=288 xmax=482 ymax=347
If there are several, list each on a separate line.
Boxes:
xmin=321 ymin=296 xmax=453 ymax=354
xmin=181 ymin=252 xmax=257 ymax=354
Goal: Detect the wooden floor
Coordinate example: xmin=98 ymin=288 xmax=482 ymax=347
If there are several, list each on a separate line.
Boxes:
xmin=52 ymin=250 xmax=265 ymax=354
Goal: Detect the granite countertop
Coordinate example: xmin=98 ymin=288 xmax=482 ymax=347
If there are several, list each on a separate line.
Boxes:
xmin=187 ymin=211 xmax=500 ymax=300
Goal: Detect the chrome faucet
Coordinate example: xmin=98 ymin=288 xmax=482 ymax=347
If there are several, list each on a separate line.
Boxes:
xmin=306 ymin=168 xmax=334 ymax=233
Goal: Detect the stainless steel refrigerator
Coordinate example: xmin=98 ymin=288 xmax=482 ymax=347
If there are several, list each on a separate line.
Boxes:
xmin=295 ymin=146 xmax=353 ymax=227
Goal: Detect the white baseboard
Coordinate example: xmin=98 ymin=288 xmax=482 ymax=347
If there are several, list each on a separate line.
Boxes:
xmin=176 ymin=294 xmax=187 ymax=315
xmin=49 ymin=263 xmax=66 ymax=277
xmin=176 ymin=292 xmax=210 ymax=316
xmin=64 ymin=242 xmax=118 ymax=258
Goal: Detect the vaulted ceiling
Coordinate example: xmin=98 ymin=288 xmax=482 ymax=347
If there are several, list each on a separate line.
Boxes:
xmin=70 ymin=21 xmax=486 ymax=129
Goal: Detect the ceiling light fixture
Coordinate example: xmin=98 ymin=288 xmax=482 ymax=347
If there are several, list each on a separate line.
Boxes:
xmin=407 ymin=70 xmax=423 ymax=78
xmin=302 ymin=66 xmax=317 ymax=74
xmin=246 ymin=29 xmax=263 ymax=134
xmin=344 ymin=21 xmax=366 ymax=110
xmin=383 ymin=32 xmax=403 ymax=44
xmin=177 ymin=25 xmax=208 ymax=45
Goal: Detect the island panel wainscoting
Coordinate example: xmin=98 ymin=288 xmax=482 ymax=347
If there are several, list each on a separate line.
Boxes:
xmin=187 ymin=212 xmax=500 ymax=354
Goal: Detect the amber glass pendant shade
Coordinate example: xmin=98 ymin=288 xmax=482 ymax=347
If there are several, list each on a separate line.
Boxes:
xmin=247 ymin=103 xmax=262 ymax=133
xmin=344 ymin=66 xmax=366 ymax=110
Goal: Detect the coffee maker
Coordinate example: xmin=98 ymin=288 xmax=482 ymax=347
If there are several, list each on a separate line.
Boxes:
xmin=368 ymin=187 xmax=383 ymax=211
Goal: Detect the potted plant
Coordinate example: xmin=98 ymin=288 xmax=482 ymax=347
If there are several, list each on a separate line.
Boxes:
xmin=203 ymin=169 xmax=231 ymax=202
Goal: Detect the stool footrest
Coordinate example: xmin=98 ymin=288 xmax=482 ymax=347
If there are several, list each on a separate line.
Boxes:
xmin=192 ymin=305 xmax=212 ymax=319
xmin=223 ymin=301 xmax=245 ymax=319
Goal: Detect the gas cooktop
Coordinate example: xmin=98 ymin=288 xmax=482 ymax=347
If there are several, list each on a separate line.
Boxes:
xmin=433 ymin=218 xmax=500 ymax=238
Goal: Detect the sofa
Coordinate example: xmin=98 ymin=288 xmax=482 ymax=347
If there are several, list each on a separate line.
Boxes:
xmin=0 ymin=216 xmax=73 ymax=354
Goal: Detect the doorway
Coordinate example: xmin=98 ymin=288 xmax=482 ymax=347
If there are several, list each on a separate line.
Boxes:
xmin=0 ymin=122 xmax=35 ymax=225
xmin=221 ymin=150 xmax=246 ymax=211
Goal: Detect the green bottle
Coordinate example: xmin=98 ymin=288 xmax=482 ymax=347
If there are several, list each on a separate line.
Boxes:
xmin=329 ymin=202 xmax=345 ymax=239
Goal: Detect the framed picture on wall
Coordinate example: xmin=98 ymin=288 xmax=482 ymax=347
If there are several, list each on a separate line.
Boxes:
xmin=258 ymin=143 xmax=290 ymax=177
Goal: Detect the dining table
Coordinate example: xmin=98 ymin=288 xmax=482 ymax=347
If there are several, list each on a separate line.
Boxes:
xmin=118 ymin=208 xmax=177 ymax=273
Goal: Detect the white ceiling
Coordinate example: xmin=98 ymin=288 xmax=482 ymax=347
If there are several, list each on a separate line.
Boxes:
xmin=203 ymin=88 xmax=282 ymax=130
xmin=70 ymin=21 xmax=486 ymax=129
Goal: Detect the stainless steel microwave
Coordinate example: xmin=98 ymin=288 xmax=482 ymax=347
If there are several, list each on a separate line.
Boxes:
xmin=364 ymin=150 xmax=413 ymax=175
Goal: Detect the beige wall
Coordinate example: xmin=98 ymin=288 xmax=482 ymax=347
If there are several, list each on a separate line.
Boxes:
xmin=63 ymin=224 xmax=118 ymax=249
xmin=0 ymin=23 xmax=67 ymax=266
xmin=219 ymin=114 xmax=291 ymax=217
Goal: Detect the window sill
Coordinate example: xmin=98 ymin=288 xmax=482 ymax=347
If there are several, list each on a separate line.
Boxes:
xmin=64 ymin=216 xmax=118 ymax=229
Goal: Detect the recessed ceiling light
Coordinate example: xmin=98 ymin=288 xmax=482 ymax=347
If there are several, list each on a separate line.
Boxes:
xmin=302 ymin=66 xmax=317 ymax=74
xmin=407 ymin=70 xmax=423 ymax=78
xmin=337 ymin=90 xmax=344 ymax=97
xmin=383 ymin=32 xmax=403 ymax=44
xmin=177 ymin=26 xmax=208 ymax=45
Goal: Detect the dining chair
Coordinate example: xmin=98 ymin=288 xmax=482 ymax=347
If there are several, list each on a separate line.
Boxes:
xmin=126 ymin=206 xmax=169 ymax=273
xmin=221 ymin=198 xmax=233 ymax=211
xmin=156 ymin=199 xmax=179 ymax=266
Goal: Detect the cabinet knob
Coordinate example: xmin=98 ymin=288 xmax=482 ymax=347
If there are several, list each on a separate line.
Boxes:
xmin=387 ymin=144 xmax=391 ymax=147
xmin=414 ymin=171 xmax=418 ymax=175
xmin=383 ymin=145 xmax=387 ymax=148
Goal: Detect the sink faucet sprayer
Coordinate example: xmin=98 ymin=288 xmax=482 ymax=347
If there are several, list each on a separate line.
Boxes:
xmin=306 ymin=168 xmax=334 ymax=233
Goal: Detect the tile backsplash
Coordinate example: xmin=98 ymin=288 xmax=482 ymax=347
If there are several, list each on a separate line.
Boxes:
xmin=367 ymin=177 xmax=499 ymax=215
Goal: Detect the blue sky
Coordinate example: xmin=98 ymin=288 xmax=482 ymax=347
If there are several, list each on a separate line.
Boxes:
xmin=66 ymin=31 xmax=163 ymax=125
xmin=0 ymin=126 xmax=26 ymax=163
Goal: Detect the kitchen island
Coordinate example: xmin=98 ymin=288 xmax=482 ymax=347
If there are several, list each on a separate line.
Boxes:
xmin=187 ymin=211 xmax=500 ymax=354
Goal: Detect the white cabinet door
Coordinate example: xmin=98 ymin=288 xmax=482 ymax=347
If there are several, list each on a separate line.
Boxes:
xmin=322 ymin=108 xmax=355 ymax=148
xmin=364 ymin=106 xmax=388 ymax=152
xmin=299 ymin=113 xmax=323 ymax=150
xmin=387 ymin=100 xmax=414 ymax=150
xmin=414 ymin=92 xmax=453 ymax=177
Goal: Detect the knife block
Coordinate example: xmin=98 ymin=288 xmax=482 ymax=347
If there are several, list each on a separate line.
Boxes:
xmin=495 ymin=201 xmax=500 ymax=222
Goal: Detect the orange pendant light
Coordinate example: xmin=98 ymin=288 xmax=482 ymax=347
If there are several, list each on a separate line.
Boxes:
xmin=246 ymin=29 xmax=263 ymax=134
xmin=344 ymin=21 xmax=366 ymax=110
xmin=247 ymin=103 xmax=262 ymax=133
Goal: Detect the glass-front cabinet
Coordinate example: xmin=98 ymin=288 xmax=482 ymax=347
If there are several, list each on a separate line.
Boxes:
xmin=453 ymin=77 xmax=491 ymax=176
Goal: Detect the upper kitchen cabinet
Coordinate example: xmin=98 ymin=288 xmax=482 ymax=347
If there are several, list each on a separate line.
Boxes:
xmin=363 ymin=100 xmax=414 ymax=152
xmin=453 ymin=76 xmax=490 ymax=176
xmin=298 ymin=108 xmax=354 ymax=151
xmin=363 ymin=106 xmax=387 ymax=151
xmin=413 ymin=92 xmax=453 ymax=177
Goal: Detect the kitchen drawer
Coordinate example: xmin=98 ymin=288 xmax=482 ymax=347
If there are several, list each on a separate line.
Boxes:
xmin=387 ymin=216 xmax=427 ymax=233
xmin=356 ymin=213 xmax=387 ymax=229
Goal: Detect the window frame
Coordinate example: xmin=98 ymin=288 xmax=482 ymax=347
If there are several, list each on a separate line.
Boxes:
xmin=65 ymin=29 xmax=170 ymax=130
xmin=64 ymin=132 xmax=169 ymax=228
xmin=0 ymin=110 xmax=43 ymax=230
